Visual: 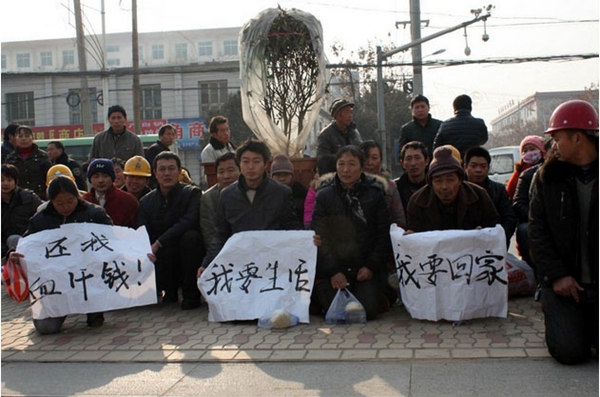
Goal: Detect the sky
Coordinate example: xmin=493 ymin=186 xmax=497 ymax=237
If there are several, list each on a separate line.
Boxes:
xmin=1 ymin=0 xmax=598 ymax=130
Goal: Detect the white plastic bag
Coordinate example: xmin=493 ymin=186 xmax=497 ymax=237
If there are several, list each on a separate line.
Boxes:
xmin=325 ymin=289 xmax=366 ymax=324
xmin=257 ymin=309 xmax=299 ymax=329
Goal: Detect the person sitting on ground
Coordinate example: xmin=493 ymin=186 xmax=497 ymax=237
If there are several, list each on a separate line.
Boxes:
xmin=139 ymin=151 xmax=204 ymax=310
xmin=270 ymin=154 xmax=308 ymax=225
xmin=406 ymin=146 xmax=499 ymax=233
xmin=9 ymin=176 xmax=113 ymax=333
xmin=311 ymin=145 xmax=392 ymax=320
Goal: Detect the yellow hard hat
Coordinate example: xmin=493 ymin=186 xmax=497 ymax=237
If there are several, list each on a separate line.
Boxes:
xmin=46 ymin=164 xmax=75 ymax=186
xmin=179 ymin=168 xmax=192 ymax=184
xmin=442 ymin=145 xmax=463 ymax=164
xmin=123 ymin=156 xmax=151 ymax=177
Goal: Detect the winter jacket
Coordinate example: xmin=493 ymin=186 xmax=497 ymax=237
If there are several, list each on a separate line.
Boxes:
xmin=506 ymin=160 xmax=538 ymax=201
xmin=312 ymin=173 xmax=391 ymax=279
xmin=407 ymin=181 xmax=500 ymax=232
xmin=5 ymin=144 xmax=52 ymax=200
xmin=2 ymin=187 xmax=42 ymax=256
xmin=529 ymin=159 xmax=598 ymax=286
xmin=1 ymin=141 xmax=15 ymax=164
xmin=479 ymin=177 xmax=517 ymax=247
xmin=53 ymin=152 xmax=87 ymax=191
xmin=89 ymin=128 xmax=144 ymax=161
xmin=398 ymin=114 xmax=442 ymax=160
xmin=395 ymin=173 xmax=427 ymax=214
xmin=201 ymin=174 xmax=301 ymax=268
xmin=316 ymin=121 xmax=362 ymax=157
xmin=512 ymin=164 xmax=540 ymax=223
xmin=433 ymin=109 xmax=488 ymax=156
xmin=82 ymin=186 xmax=139 ymax=228
xmin=26 ymin=199 xmax=112 ymax=235
xmin=199 ymin=183 xmax=221 ymax=248
xmin=139 ymin=182 xmax=202 ymax=248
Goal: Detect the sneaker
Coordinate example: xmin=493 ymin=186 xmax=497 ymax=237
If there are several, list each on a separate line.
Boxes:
xmin=181 ymin=299 xmax=201 ymax=310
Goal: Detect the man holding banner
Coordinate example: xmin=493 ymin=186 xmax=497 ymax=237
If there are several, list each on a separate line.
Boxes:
xmin=406 ymin=146 xmax=499 ymax=232
xmin=200 ymin=139 xmax=301 ymax=272
xmin=529 ymin=100 xmax=598 ymax=365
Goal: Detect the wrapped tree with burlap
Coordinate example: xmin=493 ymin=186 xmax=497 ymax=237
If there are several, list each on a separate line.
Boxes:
xmin=240 ymin=7 xmax=326 ymax=157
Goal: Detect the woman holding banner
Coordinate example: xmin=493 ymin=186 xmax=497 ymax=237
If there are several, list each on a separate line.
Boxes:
xmin=311 ymin=145 xmax=392 ymax=320
xmin=9 ymin=176 xmax=113 ymax=334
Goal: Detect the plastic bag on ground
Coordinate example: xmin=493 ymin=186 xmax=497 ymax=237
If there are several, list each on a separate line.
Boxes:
xmin=325 ymin=288 xmax=366 ymax=324
xmin=1 ymin=258 xmax=29 ymax=303
xmin=258 ymin=309 xmax=300 ymax=329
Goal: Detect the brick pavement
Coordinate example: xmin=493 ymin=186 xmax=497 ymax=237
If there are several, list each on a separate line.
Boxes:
xmin=1 ymin=289 xmax=549 ymax=363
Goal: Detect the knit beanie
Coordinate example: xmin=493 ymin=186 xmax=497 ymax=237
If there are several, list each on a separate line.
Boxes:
xmin=519 ymin=135 xmax=545 ymax=155
xmin=270 ymin=154 xmax=294 ymax=176
xmin=87 ymin=158 xmax=116 ymax=182
xmin=427 ymin=146 xmax=465 ymax=185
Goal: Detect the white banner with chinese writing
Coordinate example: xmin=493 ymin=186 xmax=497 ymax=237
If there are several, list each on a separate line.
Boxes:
xmin=198 ymin=230 xmax=317 ymax=323
xmin=390 ymin=224 xmax=508 ymax=322
xmin=17 ymin=224 xmax=157 ymax=320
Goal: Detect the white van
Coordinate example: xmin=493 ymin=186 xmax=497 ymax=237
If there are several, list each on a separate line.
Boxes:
xmin=488 ymin=146 xmax=520 ymax=185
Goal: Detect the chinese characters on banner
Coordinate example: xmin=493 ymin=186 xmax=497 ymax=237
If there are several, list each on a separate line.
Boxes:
xmin=390 ymin=224 xmax=508 ymax=322
xmin=16 ymin=224 xmax=157 ymax=320
xmin=198 ymin=230 xmax=317 ymax=323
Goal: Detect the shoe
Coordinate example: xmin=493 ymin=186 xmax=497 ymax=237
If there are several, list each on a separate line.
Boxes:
xmin=181 ymin=299 xmax=201 ymax=310
xmin=86 ymin=313 xmax=105 ymax=327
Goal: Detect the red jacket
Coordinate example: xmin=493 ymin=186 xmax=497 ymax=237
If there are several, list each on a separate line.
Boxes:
xmin=82 ymin=186 xmax=139 ymax=228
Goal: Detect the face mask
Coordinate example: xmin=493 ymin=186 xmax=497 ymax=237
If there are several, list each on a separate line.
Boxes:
xmin=522 ymin=149 xmax=542 ymax=165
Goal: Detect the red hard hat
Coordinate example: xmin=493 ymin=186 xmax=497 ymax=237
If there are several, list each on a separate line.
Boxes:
xmin=545 ymin=99 xmax=599 ymax=134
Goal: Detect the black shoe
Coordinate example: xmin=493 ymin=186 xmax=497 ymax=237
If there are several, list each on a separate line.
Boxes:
xmin=181 ymin=299 xmax=201 ymax=310
xmin=86 ymin=313 xmax=105 ymax=327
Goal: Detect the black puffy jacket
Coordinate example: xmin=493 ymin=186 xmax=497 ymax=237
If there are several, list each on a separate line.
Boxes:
xmin=312 ymin=174 xmax=391 ymax=279
xmin=433 ymin=109 xmax=488 ymax=156
xmin=5 ymin=144 xmax=52 ymax=199
xmin=2 ymin=187 xmax=42 ymax=256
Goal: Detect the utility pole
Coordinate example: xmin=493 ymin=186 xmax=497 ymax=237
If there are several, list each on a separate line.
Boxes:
xmin=74 ymin=0 xmax=93 ymax=137
xmin=132 ymin=0 xmax=141 ymax=135
xmin=376 ymin=9 xmax=491 ymax=171
xmin=101 ymin=0 xmax=110 ymax=129
xmin=410 ymin=0 xmax=423 ymax=96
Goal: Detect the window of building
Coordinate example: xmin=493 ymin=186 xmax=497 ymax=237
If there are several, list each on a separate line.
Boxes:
xmin=140 ymin=84 xmax=162 ymax=119
xmin=40 ymin=52 xmax=53 ymax=67
xmin=151 ymin=45 xmax=164 ymax=60
xmin=68 ymin=88 xmax=98 ymax=124
xmin=198 ymin=80 xmax=228 ymax=116
xmin=62 ymin=50 xmax=75 ymax=66
xmin=106 ymin=45 xmax=120 ymax=53
xmin=198 ymin=41 xmax=213 ymax=57
xmin=138 ymin=46 xmax=144 ymax=62
xmin=6 ymin=92 xmax=35 ymax=125
xmin=175 ymin=43 xmax=188 ymax=60
xmin=1 ymin=55 xmax=6 ymax=69
xmin=16 ymin=53 xmax=31 ymax=68
xmin=223 ymin=40 xmax=238 ymax=56
xmin=107 ymin=58 xmax=121 ymax=67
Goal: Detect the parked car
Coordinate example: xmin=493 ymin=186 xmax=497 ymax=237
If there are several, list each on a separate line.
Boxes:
xmin=488 ymin=146 xmax=520 ymax=185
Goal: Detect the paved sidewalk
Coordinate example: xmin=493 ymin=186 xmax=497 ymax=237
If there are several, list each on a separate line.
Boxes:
xmin=1 ymin=288 xmax=549 ymax=363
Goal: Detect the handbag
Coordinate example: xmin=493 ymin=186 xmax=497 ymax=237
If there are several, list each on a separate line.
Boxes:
xmin=325 ymin=288 xmax=366 ymax=324
xmin=1 ymin=258 xmax=29 ymax=303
